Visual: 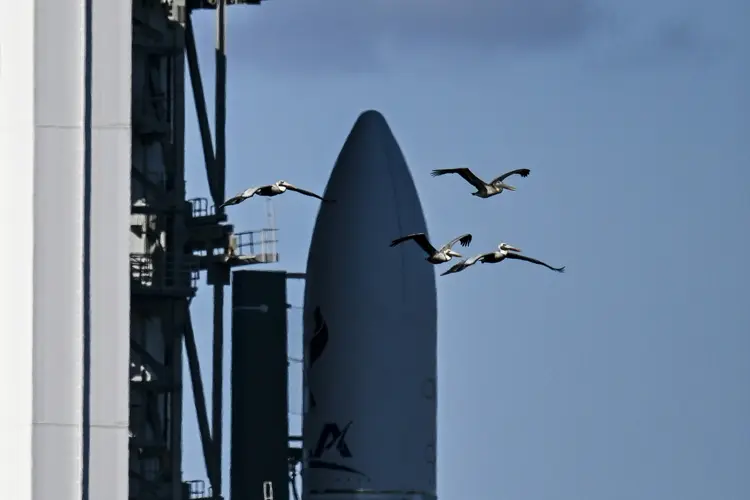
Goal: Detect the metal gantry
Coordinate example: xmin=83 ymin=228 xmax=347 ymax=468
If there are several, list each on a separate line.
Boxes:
xmin=129 ymin=1 xmax=275 ymax=500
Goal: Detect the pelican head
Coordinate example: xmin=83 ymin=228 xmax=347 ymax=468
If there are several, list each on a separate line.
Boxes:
xmin=277 ymin=180 xmax=288 ymax=186
xmin=498 ymin=243 xmax=521 ymax=253
xmin=447 ymin=249 xmax=463 ymax=258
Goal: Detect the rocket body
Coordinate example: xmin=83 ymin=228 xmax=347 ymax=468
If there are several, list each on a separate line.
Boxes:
xmin=303 ymin=111 xmax=437 ymax=500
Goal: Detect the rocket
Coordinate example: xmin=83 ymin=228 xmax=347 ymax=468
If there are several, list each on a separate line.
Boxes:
xmin=302 ymin=110 xmax=438 ymax=500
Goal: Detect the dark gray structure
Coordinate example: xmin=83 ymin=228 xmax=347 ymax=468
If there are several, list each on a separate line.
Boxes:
xmin=303 ymin=111 xmax=438 ymax=500
xmin=129 ymin=2 xmax=279 ymax=500
xmin=230 ymin=270 xmax=291 ymax=500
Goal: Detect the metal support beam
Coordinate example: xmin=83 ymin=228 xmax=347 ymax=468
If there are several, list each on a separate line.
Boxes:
xmin=214 ymin=0 xmax=227 ymax=210
xmin=211 ymin=283 xmax=225 ymax=497
xmin=169 ymin=21 xmax=188 ymax=498
xmin=169 ymin=306 xmax=185 ymax=500
xmin=184 ymin=309 xmax=219 ymax=490
xmin=211 ymin=2 xmax=228 ymax=496
xmin=185 ymin=15 xmax=220 ymax=207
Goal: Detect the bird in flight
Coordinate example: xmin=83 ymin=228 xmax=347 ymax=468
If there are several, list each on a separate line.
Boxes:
xmin=431 ymin=167 xmax=531 ymax=199
xmin=441 ymin=242 xmax=565 ymax=276
xmin=390 ymin=232 xmax=473 ymax=264
xmin=220 ymin=180 xmax=333 ymax=208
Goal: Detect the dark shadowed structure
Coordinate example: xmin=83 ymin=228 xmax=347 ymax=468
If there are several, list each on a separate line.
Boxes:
xmin=231 ymin=270 xmax=290 ymax=500
xmin=303 ymin=110 xmax=438 ymax=500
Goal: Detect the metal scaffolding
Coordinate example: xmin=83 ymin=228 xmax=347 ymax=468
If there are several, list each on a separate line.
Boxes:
xmin=129 ymin=1 xmax=275 ymax=499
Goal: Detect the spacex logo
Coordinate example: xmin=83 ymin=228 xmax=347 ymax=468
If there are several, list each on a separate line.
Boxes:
xmin=312 ymin=422 xmax=353 ymax=458
xmin=306 ymin=307 xmax=367 ymax=477
xmin=309 ymin=421 xmax=366 ymax=477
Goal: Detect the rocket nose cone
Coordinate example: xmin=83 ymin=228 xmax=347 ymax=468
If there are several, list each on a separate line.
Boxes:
xmin=354 ymin=109 xmax=389 ymax=130
xmin=350 ymin=110 xmax=395 ymax=147
xmin=303 ymin=112 xmax=438 ymax=495
xmin=308 ymin=109 xmax=431 ymax=274
xmin=319 ymin=109 xmax=405 ymax=207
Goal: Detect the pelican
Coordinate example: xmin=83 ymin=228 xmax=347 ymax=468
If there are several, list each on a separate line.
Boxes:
xmin=441 ymin=243 xmax=565 ymax=275
xmin=220 ymin=180 xmax=333 ymax=208
xmin=390 ymin=232 xmax=473 ymax=264
xmin=430 ymin=167 xmax=531 ymax=198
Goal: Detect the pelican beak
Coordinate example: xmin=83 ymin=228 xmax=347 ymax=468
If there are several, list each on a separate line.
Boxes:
xmin=450 ymin=250 xmax=463 ymax=258
xmin=507 ymin=246 xmax=522 ymax=253
xmin=504 ymin=185 xmax=516 ymax=191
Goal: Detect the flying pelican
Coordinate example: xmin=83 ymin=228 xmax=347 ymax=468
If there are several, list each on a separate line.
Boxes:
xmin=390 ymin=232 xmax=473 ymax=264
xmin=441 ymin=243 xmax=565 ymax=275
xmin=220 ymin=180 xmax=332 ymax=208
xmin=430 ymin=167 xmax=531 ymax=198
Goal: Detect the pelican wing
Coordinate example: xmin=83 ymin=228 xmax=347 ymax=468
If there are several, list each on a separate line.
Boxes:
xmin=439 ymin=233 xmax=473 ymax=252
xmin=220 ymin=186 xmax=260 ymax=207
xmin=504 ymin=253 xmax=565 ymax=273
xmin=440 ymin=261 xmax=469 ymax=276
xmin=282 ymin=183 xmax=328 ymax=201
xmin=467 ymin=252 xmax=493 ymax=265
xmin=430 ymin=168 xmax=487 ymax=190
xmin=490 ymin=168 xmax=531 ymax=185
xmin=440 ymin=252 xmax=486 ymax=276
xmin=390 ymin=233 xmax=437 ymax=256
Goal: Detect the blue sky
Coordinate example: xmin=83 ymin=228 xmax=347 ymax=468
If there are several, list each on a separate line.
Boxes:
xmin=183 ymin=1 xmax=749 ymax=499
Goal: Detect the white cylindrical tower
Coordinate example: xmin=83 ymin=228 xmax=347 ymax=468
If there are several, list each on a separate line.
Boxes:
xmin=0 ymin=1 xmax=130 ymax=499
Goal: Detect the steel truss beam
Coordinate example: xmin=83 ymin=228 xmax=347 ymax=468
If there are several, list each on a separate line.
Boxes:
xmin=167 ymin=1 xmax=271 ymax=498
xmin=184 ymin=306 xmax=220 ymax=489
xmin=184 ymin=17 xmax=219 ymax=209
xmin=183 ymin=2 xmax=229 ymax=497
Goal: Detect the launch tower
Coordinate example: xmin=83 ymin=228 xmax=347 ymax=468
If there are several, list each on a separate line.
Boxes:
xmin=129 ymin=2 xmax=285 ymax=500
xmin=1 ymin=0 xmax=289 ymax=499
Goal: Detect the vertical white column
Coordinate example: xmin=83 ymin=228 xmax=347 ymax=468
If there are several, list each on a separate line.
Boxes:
xmin=31 ymin=0 xmax=87 ymax=499
xmin=0 ymin=1 xmax=37 ymax=499
xmin=1 ymin=0 xmax=131 ymax=497
xmin=88 ymin=0 xmax=132 ymax=498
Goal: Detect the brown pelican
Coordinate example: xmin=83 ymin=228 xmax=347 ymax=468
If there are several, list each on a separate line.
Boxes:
xmin=430 ymin=167 xmax=531 ymax=198
xmin=220 ymin=180 xmax=332 ymax=208
xmin=441 ymin=243 xmax=565 ymax=276
xmin=390 ymin=232 xmax=473 ymax=264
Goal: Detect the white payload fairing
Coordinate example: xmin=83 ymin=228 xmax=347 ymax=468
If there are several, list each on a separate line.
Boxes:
xmin=303 ymin=110 xmax=438 ymax=500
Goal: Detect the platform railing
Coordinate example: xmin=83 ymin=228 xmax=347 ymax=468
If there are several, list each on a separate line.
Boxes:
xmin=188 ymin=197 xmax=212 ymax=218
xmin=232 ymin=228 xmax=279 ymax=263
xmin=130 ymin=251 xmax=199 ymax=294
